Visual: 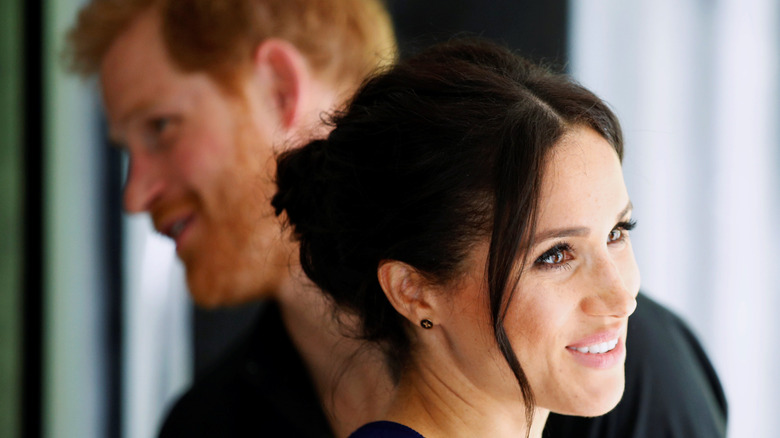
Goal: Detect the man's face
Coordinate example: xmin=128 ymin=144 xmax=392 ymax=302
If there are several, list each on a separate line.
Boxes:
xmin=100 ymin=8 xmax=292 ymax=306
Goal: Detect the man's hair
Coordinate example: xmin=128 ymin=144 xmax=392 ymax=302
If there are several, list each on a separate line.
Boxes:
xmin=66 ymin=0 xmax=397 ymax=90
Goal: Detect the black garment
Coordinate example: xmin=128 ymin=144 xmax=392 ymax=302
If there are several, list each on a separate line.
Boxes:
xmin=159 ymin=294 xmax=727 ymax=438
xmin=158 ymin=302 xmax=332 ymax=438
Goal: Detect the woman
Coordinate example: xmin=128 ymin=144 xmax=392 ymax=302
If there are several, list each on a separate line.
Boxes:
xmin=273 ymin=39 xmax=640 ymax=438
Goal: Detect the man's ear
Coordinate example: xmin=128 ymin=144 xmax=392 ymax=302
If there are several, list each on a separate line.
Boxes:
xmin=377 ymin=261 xmax=436 ymax=328
xmin=251 ymin=38 xmax=310 ymax=130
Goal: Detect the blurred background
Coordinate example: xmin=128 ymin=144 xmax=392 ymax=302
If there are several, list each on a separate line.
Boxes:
xmin=2 ymin=0 xmax=777 ymax=436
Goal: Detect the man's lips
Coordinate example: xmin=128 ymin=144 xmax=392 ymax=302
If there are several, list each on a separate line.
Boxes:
xmin=156 ymin=214 xmax=195 ymax=243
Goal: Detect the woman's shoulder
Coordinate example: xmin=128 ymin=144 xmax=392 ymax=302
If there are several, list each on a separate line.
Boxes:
xmin=348 ymin=421 xmax=425 ymax=438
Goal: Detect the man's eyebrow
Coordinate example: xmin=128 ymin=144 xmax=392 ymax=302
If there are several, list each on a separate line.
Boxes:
xmin=532 ymin=200 xmax=634 ymax=244
xmin=108 ymin=96 xmax=158 ymax=147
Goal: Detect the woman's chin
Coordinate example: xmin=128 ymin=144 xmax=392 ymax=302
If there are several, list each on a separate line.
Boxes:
xmin=549 ymin=376 xmax=626 ymax=418
xmin=580 ymin=390 xmax=624 ymax=417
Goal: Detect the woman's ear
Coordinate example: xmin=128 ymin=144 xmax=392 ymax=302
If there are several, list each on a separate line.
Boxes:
xmin=377 ymin=261 xmax=436 ymax=328
xmin=250 ymin=38 xmax=311 ymax=130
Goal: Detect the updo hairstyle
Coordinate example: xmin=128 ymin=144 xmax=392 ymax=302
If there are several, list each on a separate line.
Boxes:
xmin=272 ymin=39 xmax=623 ymax=420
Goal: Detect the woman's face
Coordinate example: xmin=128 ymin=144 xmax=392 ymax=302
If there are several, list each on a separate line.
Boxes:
xmin=441 ymin=126 xmax=639 ymax=416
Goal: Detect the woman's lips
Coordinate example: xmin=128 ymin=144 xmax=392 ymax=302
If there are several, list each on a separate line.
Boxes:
xmin=565 ymin=328 xmax=626 ymax=369
xmin=567 ymin=338 xmax=619 ymax=354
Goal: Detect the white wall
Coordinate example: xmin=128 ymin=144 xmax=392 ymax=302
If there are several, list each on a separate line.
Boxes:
xmin=45 ymin=0 xmax=106 ymax=435
xmin=570 ymin=1 xmax=780 ymax=436
xmin=122 ymin=217 xmax=191 ymax=438
xmin=46 ymin=1 xmax=192 ymax=436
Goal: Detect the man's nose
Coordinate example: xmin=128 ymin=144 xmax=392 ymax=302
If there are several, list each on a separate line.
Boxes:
xmin=123 ymin=152 xmax=166 ymax=213
xmin=580 ymin=256 xmax=637 ymax=318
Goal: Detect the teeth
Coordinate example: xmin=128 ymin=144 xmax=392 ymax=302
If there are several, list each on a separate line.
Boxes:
xmin=170 ymin=220 xmax=186 ymax=238
xmin=572 ymin=339 xmax=618 ymax=354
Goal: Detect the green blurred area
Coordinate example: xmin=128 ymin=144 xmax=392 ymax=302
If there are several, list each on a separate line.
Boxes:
xmin=0 ymin=0 xmax=23 ymax=436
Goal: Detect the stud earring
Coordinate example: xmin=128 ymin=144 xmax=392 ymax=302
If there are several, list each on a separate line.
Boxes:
xmin=420 ymin=319 xmax=433 ymax=329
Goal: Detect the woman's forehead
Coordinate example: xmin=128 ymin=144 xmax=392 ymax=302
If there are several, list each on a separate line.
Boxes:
xmin=536 ymin=127 xmax=627 ymax=228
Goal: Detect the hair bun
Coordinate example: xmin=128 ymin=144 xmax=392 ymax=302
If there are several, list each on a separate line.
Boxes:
xmin=272 ymin=138 xmax=330 ymax=235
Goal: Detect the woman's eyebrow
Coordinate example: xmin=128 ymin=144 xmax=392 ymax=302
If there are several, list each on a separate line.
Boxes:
xmin=533 ymin=226 xmax=589 ymax=243
xmin=617 ymin=200 xmax=633 ymax=221
xmin=532 ymin=200 xmax=634 ymax=244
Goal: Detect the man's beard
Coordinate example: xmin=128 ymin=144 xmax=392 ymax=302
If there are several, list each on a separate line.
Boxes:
xmin=182 ymin=121 xmax=294 ymax=307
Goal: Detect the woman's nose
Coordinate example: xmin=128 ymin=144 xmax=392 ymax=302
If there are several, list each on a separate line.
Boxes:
xmin=580 ymin=256 xmax=638 ymax=318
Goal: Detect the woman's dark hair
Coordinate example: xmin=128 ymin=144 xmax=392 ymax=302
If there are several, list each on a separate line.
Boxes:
xmin=272 ymin=38 xmax=622 ymax=427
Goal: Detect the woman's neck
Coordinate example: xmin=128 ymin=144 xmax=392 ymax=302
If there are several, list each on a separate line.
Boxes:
xmin=276 ymin=275 xmax=394 ymax=437
xmin=385 ymin=361 xmax=550 ymax=438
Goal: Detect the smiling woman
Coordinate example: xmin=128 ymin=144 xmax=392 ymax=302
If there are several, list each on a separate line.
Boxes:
xmin=272 ymin=39 xmax=638 ymax=438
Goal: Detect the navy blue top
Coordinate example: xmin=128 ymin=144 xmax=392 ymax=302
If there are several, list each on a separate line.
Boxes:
xmin=349 ymin=421 xmax=425 ymax=438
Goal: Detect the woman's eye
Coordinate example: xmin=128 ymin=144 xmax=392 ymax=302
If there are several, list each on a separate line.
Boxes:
xmin=534 ymin=243 xmax=572 ymax=270
xmin=608 ymin=220 xmax=636 ymax=244
xmin=608 ymin=228 xmax=623 ymax=243
xmin=541 ymin=250 xmax=565 ymax=264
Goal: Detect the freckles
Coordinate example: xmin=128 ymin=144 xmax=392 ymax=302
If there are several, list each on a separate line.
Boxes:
xmin=506 ymin=285 xmax=555 ymax=336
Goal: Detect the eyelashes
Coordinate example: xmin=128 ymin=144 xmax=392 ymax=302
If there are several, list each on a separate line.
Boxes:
xmin=608 ymin=219 xmax=637 ymax=244
xmin=616 ymin=219 xmax=637 ymax=232
xmin=533 ymin=219 xmax=637 ymax=271
xmin=534 ymin=242 xmax=574 ymax=271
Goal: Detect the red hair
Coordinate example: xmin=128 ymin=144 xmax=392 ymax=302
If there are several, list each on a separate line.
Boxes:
xmin=66 ymin=0 xmax=397 ymax=91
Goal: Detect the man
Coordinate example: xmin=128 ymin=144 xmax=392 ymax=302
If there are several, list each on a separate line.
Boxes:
xmin=67 ymin=1 xmax=396 ymax=435
xmin=66 ymin=1 xmax=727 ymax=437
